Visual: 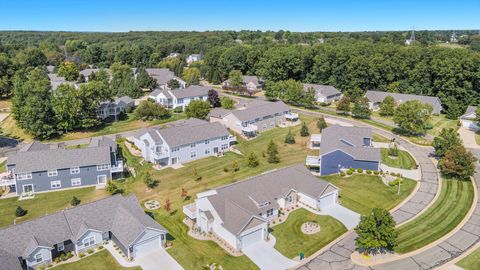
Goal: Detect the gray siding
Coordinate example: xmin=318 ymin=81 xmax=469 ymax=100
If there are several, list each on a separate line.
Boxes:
xmin=320 ymin=150 xmax=379 ymax=175
xmin=246 ymin=114 xmax=286 ymax=132
xmin=169 ymin=136 xmax=231 ymax=165
xmin=15 ymin=165 xmax=111 ymax=194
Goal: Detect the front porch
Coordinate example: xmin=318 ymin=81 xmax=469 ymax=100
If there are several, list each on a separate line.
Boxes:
xmin=309 ymin=134 xmax=321 ymax=149
xmin=305 ymin=156 xmax=320 ymax=167
xmin=241 ymin=124 xmax=258 ymax=138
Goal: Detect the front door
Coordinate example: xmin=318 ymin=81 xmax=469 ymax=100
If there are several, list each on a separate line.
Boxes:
xmin=97 ymin=175 xmax=107 ymax=185
xmin=171 ymin=157 xmax=178 ymax=165
xmin=213 ymin=147 xmax=218 ymax=154
xmin=23 ymin=184 xmax=34 ymax=193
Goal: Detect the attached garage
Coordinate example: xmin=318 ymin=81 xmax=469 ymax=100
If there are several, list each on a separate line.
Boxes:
xmin=318 ymin=192 xmax=336 ymax=209
xmin=240 ymin=228 xmax=263 ymax=249
xmin=461 ymin=119 xmax=478 ymax=130
xmin=132 ymin=236 xmax=161 ymax=258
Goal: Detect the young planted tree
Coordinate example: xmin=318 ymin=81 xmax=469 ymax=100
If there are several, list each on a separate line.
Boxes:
xmin=228 ymin=70 xmax=243 ymax=88
xmin=393 ymin=100 xmax=433 ymax=135
xmin=207 ymin=89 xmax=221 ymax=107
xmin=220 ymin=96 xmax=235 ymax=109
xmin=183 ymin=67 xmax=201 ymax=86
xmin=388 ymin=143 xmax=399 ymax=157
xmin=70 ymin=196 xmax=81 ymax=206
xmin=246 ymin=152 xmax=260 ymax=167
xmin=336 ymin=96 xmax=351 ymax=114
xmin=285 ymin=129 xmax=296 ymax=144
xmin=355 ymin=208 xmax=398 ymax=255
xmin=143 ymin=172 xmax=158 ymax=189
xmin=300 ymin=122 xmax=310 ymax=137
xmin=379 ymin=96 xmax=396 ymax=116
xmin=164 ymin=198 xmax=171 ymax=212
xmin=267 ymin=140 xmax=280 ymax=163
xmin=106 ymin=180 xmax=123 ymax=195
xmin=316 ymin=116 xmax=327 ymax=132
xmin=181 ymin=188 xmax=188 ymax=198
xmin=185 ymin=100 xmax=211 ymax=119
xmin=15 ymin=206 xmax=27 ymax=217
xmin=432 ymin=128 xmax=462 ymax=157
xmin=438 ymin=145 xmax=477 ymax=180
xmin=352 ymin=97 xmax=372 ymax=119
xmin=231 ymin=160 xmax=239 ymax=172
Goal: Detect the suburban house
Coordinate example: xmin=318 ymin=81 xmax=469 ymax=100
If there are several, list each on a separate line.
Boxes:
xmin=186 ymin=54 xmax=202 ymax=64
xmin=145 ymin=68 xmax=186 ymax=90
xmin=183 ymin=164 xmax=339 ymax=251
xmin=365 ymin=90 xmax=443 ymax=114
xmin=149 ymin=85 xmax=210 ymax=110
xmin=0 ymin=194 xmax=168 ymax=270
xmin=460 ymin=106 xmax=478 ymax=130
xmin=306 ymin=125 xmax=381 ymax=175
xmin=129 ymin=119 xmax=236 ymax=166
xmin=223 ymin=75 xmax=264 ymax=94
xmin=166 ymin=52 xmax=181 ymax=59
xmin=209 ymin=100 xmax=297 ymax=137
xmin=303 ymin=83 xmax=342 ymax=103
xmin=4 ymin=137 xmax=124 ymax=196
xmin=47 ymin=73 xmax=79 ymax=91
xmin=98 ymin=96 xmax=135 ymax=120
xmin=79 ymin=68 xmax=112 ymax=82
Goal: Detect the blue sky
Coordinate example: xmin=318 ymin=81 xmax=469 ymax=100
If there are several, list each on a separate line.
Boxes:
xmin=0 ymin=0 xmax=478 ymax=32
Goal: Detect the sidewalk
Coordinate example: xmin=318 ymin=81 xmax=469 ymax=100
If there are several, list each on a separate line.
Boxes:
xmin=380 ymin=164 xmax=421 ymax=181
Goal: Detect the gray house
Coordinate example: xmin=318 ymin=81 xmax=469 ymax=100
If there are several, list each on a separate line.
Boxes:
xmin=130 ymin=119 xmax=236 ymax=166
xmin=5 ymin=137 xmax=123 ymax=195
xmin=0 ymin=194 xmax=167 ymax=270
xmin=149 ymin=85 xmax=210 ymax=110
xmin=145 ymin=68 xmax=186 ymax=90
xmin=365 ymin=90 xmax=442 ymax=114
xmin=98 ymin=96 xmax=135 ymax=120
xmin=303 ymin=83 xmax=342 ymax=104
xmin=223 ymin=75 xmax=264 ymax=94
xmin=460 ymin=106 xmax=478 ymax=130
xmin=306 ymin=125 xmax=381 ymax=175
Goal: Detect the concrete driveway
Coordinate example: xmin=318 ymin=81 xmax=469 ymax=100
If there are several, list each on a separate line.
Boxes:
xmin=136 ymin=248 xmax=184 ymax=270
xmin=243 ymin=241 xmax=298 ymax=270
xmin=458 ymin=127 xmax=480 ymax=149
xmin=321 ymin=205 xmax=361 ymax=230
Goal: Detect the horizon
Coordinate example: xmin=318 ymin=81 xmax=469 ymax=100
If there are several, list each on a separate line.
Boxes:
xmin=0 ymin=0 xmax=479 ymax=32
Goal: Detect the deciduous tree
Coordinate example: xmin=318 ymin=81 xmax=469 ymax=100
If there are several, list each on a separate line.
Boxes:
xmin=438 ymin=145 xmax=477 ymax=180
xmin=336 ymin=96 xmax=351 ymax=114
xmin=207 ymin=89 xmax=221 ymax=107
xmin=355 ymin=208 xmax=398 ymax=255
xmin=352 ymin=97 xmax=371 ymax=118
xmin=379 ymin=96 xmax=395 ymax=116
xmin=432 ymin=128 xmax=461 ymax=157
xmin=393 ymin=100 xmax=432 ymax=135
xmin=185 ymin=100 xmax=211 ymax=119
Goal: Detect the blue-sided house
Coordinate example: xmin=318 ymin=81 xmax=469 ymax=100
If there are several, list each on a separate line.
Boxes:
xmin=306 ymin=125 xmax=381 ymax=175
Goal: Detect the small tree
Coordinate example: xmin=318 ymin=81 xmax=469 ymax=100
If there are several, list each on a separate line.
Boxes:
xmin=185 ymin=100 xmax=211 ymax=119
xmin=228 ymin=70 xmax=243 ymax=88
xmin=267 ymin=140 xmax=280 ymax=163
xmin=192 ymin=167 xmax=202 ymax=181
xmin=15 ymin=206 xmax=27 ymax=217
xmin=143 ymin=172 xmax=158 ymax=189
xmin=336 ymin=96 xmax=351 ymax=114
xmin=352 ymin=97 xmax=371 ymax=119
xmin=181 ymin=188 xmax=188 ymax=198
xmin=134 ymin=100 xmax=171 ymax=120
xmin=106 ymin=180 xmax=123 ymax=195
xmin=164 ymin=198 xmax=171 ymax=212
xmin=167 ymin=79 xmax=180 ymax=89
xmin=393 ymin=100 xmax=433 ymax=135
xmin=136 ymin=67 xmax=157 ymax=90
xmin=300 ymin=122 xmax=310 ymax=137
xmin=231 ymin=160 xmax=239 ymax=172
xmin=58 ymin=61 xmax=79 ymax=81
xmin=379 ymin=96 xmax=396 ymax=116
xmin=438 ymin=145 xmax=477 ymax=180
xmin=285 ymin=129 xmax=296 ymax=144
xmin=388 ymin=143 xmax=399 ymax=157
xmin=433 ymin=128 xmax=461 ymax=157
xmin=220 ymin=97 xmax=235 ymax=109
xmin=182 ymin=67 xmax=201 ymax=86
xmin=316 ymin=116 xmax=327 ymax=132
xmin=207 ymin=89 xmax=221 ymax=107
xmin=70 ymin=196 xmax=81 ymax=206
xmin=246 ymin=152 xmax=259 ymax=167
xmin=355 ymin=208 xmax=398 ymax=255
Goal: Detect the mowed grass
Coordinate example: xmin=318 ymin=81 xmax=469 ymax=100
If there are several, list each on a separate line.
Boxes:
xmin=426 ymin=115 xmax=459 ymax=137
xmin=372 ymin=133 xmax=390 ymax=143
xmin=271 ymin=208 xmax=347 ymax=258
xmin=395 ymin=178 xmax=474 ymax=254
xmin=53 ymin=250 xmax=141 ymax=270
xmin=457 ymin=247 xmax=480 ymax=270
xmin=381 ymin=148 xmax=417 ymax=169
xmin=0 ymin=114 xmax=33 ymax=142
xmin=0 ymin=187 xmax=108 ymax=228
xmin=321 ymin=174 xmax=417 ymax=215
xmin=115 ymin=114 xmax=318 ymax=270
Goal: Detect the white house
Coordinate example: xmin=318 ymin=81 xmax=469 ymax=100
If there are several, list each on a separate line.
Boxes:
xmin=149 ymin=85 xmax=210 ymax=110
xmin=460 ymin=106 xmax=478 ymax=130
xmin=303 ymin=83 xmax=343 ymax=103
xmin=183 ymin=164 xmax=339 ymax=251
xmin=186 ymin=54 xmax=202 ymax=64
xmin=98 ymin=96 xmax=134 ymax=120
xmin=130 ymin=119 xmax=236 ymax=167
xmin=145 ymin=68 xmax=186 ymax=90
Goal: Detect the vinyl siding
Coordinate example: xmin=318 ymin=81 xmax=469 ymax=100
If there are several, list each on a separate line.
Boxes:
xmin=320 ymin=150 xmax=379 ymax=175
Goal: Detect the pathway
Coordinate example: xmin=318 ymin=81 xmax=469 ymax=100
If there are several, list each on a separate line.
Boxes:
xmin=243 ymin=240 xmax=299 ymax=270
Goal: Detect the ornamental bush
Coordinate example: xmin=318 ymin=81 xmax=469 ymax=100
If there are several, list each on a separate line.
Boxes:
xmin=357 ymin=168 xmax=363 ymax=173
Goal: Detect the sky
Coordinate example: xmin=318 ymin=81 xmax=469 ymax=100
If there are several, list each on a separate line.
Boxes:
xmin=0 ymin=0 xmax=478 ymax=32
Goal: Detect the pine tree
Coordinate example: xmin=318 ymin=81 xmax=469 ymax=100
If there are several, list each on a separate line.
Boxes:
xmin=316 ymin=117 xmax=327 ymax=132
xmin=70 ymin=196 xmax=81 ymax=206
xmin=285 ymin=129 xmax=296 ymax=144
xmin=300 ymin=122 xmax=310 ymax=137
xmin=267 ymin=140 xmax=280 ymax=163
xmin=15 ymin=206 xmax=27 ymax=217
xmin=246 ymin=152 xmax=260 ymax=167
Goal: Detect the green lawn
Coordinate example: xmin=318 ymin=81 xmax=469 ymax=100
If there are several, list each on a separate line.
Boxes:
xmin=0 ymin=187 xmax=108 ymax=228
xmin=53 ymin=250 xmax=141 ymax=270
xmin=426 ymin=115 xmax=459 ymax=137
xmin=321 ymin=174 xmax=417 ymax=215
xmin=372 ymin=133 xmax=390 ymax=143
xmin=457 ymin=247 xmax=480 ymax=270
xmin=381 ymin=148 xmax=417 ymax=169
xmin=271 ymin=208 xmax=347 ymax=258
xmin=395 ymin=178 xmax=474 ymax=254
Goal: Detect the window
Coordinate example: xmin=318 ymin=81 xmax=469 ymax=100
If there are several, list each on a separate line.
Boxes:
xmin=57 ymin=242 xmax=65 ymax=251
xmin=190 ymin=143 xmax=196 ymax=148
xmin=221 ymin=144 xmax=228 ymax=150
xmin=83 ymin=236 xmax=95 ymax=247
xmin=71 ymin=178 xmax=81 ymax=186
xmin=16 ymin=173 xmax=32 ymax=180
xmin=70 ymin=167 xmax=80 ymax=174
xmin=97 ymin=164 xmax=110 ymax=171
xmin=204 ymin=139 xmax=209 ymax=144
xmin=51 ymin=180 xmax=61 ymax=189
xmin=177 ymin=98 xmax=184 ymax=104
xmin=266 ymin=209 xmax=274 ymax=217
xmin=47 ymin=169 xmax=58 ymax=177
xmin=205 ymin=148 xmax=210 ymax=155
xmin=221 ymin=136 xmax=228 ymax=140
xmin=190 ymin=151 xmax=196 ymax=158
xmin=172 ymin=146 xmax=179 ymax=152
xmin=35 ymin=254 xmax=43 ymax=263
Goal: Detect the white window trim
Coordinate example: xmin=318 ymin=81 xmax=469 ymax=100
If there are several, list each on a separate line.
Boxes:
xmin=191 ymin=151 xmax=196 ymax=158
xmin=71 ymin=178 xmax=81 ymax=186
xmin=35 ymin=253 xmax=43 ymax=263
xmin=70 ymin=167 xmax=80 ymax=174
xmin=17 ymin=172 xmax=32 ymax=180
xmin=47 ymin=169 xmax=58 ymax=177
xmin=83 ymin=236 xmax=95 ymax=247
xmin=57 ymin=242 xmax=65 ymax=251
xmin=50 ymin=180 xmax=61 ymax=189
xmin=96 ymin=164 xmax=110 ymax=171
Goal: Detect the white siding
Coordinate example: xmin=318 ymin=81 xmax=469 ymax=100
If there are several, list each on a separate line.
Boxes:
xmin=298 ymin=192 xmax=319 ymax=210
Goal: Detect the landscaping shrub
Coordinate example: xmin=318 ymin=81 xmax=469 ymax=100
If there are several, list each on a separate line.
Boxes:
xmin=366 ymin=170 xmax=372 ymax=174
xmin=125 ymin=106 xmax=133 ymax=114
xmin=66 ymin=252 xmax=73 ymax=259
xmin=347 ymin=170 xmax=353 ymax=175
xmin=70 ymin=196 xmax=81 ymax=206
xmin=97 ymin=246 xmax=104 ymax=250
xmin=53 ymin=257 xmax=61 ymax=264
xmin=86 ymin=249 xmax=94 ymax=254
xmin=134 ymin=100 xmax=171 ymax=121
xmin=340 ymin=171 xmax=346 ymax=177
xmin=47 ymin=264 xmax=53 ymax=268
xmin=173 ymin=106 xmax=183 ymax=113
xmin=373 ymin=170 xmax=380 ymax=175
xmin=15 ymin=206 xmax=27 ymax=217
xmin=388 ymin=178 xmax=404 ymax=187
xmin=79 ymin=253 xmax=85 ymax=258
xmin=347 ymin=168 xmax=355 ymax=174
xmin=357 ymin=168 xmax=363 ymax=173
xmin=39 ymin=266 xmax=45 ymax=270
xmin=223 ymin=166 xmax=229 ymax=172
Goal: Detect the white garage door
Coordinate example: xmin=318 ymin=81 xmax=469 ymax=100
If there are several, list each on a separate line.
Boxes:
xmin=133 ymin=236 xmax=160 ymax=258
xmin=319 ymin=192 xmax=336 ymax=208
xmin=241 ymin=229 xmax=263 ymax=249
xmin=461 ymin=120 xmax=478 ymax=130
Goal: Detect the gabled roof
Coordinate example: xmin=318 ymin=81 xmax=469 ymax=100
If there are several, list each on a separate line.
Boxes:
xmin=319 ymin=125 xmax=380 ymax=162
xmin=150 ymin=86 xmax=211 ymax=99
xmin=145 ymin=68 xmax=184 ymax=85
xmin=303 ymin=83 xmax=341 ymax=97
xmin=461 ymin=106 xmax=477 ymax=119
xmin=365 ymin=90 xmax=440 ymax=106
xmin=230 ymin=100 xmax=290 ymax=122
xmin=205 ymin=164 xmax=336 ymax=235
xmin=208 ymin=108 xmax=233 ymax=119
xmin=243 ymin=76 xmax=262 ymax=86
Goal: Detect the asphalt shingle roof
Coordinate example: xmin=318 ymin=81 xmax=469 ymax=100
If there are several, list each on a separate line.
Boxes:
xmin=461 ymin=106 xmax=477 ymax=119
xmin=365 ymin=90 xmax=440 ymax=106
xmin=303 ymin=83 xmax=341 ymax=97
xmin=231 ymin=100 xmax=290 ymax=122
xmin=151 ymin=86 xmax=211 ymax=99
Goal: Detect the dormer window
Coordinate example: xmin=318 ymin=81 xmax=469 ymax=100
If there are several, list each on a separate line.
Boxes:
xmin=363 ymin=137 xmax=371 ymax=146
